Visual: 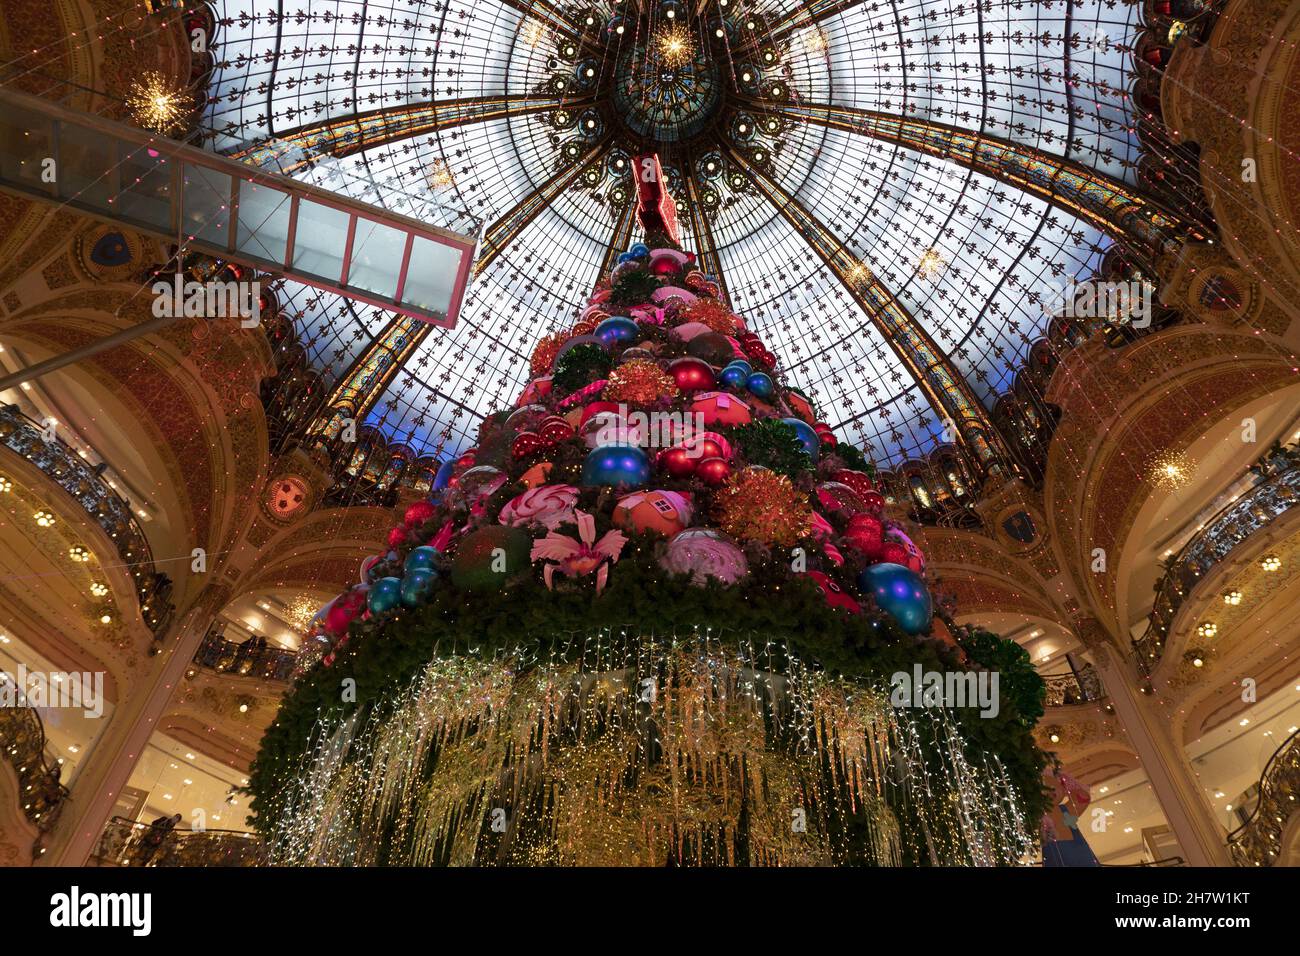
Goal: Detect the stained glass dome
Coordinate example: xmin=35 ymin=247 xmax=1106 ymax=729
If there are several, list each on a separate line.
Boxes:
xmin=202 ymin=0 xmax=1174 ymax=469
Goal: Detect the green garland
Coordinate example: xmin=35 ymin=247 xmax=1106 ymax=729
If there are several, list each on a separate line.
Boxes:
xmin=722 ymin=419 xmax=814 ymax=479
xmin=248 ymin=550 xmax=1049 ymax=834
xmin=552 ymin=343 xmax=612 ymax=393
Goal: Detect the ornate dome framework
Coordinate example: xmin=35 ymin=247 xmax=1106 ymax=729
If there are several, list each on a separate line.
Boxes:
xmin=201 ymin=0 xmax=1205 ymax=471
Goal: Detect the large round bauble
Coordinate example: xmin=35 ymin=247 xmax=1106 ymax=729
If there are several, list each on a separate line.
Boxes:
xmin=594 ymin=316 xmax=639 ymax=347
xmin=691 ymin=392 xmax=752 ymax=427
xmin=610 ymin=259 xmax=641 ymax=284
xmin=504 ymin=404 xmax=549 ymax=433
xmin=815 ymin=481 xmax=865 ymax=514
xmin=672 ymin=321 xmax=712 ymax=342
xmin=832 ymin=469 xmax=875 ymax=500
xmin=400 ymin=569 xmax=438 ymax=607
xmin=581 ymin=444 xmax=652 ymax=488
xmin=432 ymin=458 xmax=456 ymax=491
xmin=668 ymin=357 xmax=715 ymax=392
xmin=746 ymin=372 xmax=775 ymax=399
xmin=857 ymin=563 xmax=932 ymax=634
xmin=583 ymin=411 xmax=630 ymax=449
xmin=554 ymin=334 xmax=607 ymax=362
xmin=403 ymin=545 xmax=440 ymax=575
xmin=368 ymin=577 xmax=403 ymax=614
xmin=450 ymin=526 xmax=532 ymax=592
xmin=387 ymin=525 xmax=409 ymax=549
xmin=687 ymin=332 xmax=735 ymax=366
xmin=696 ymin=457 xmax=731 ymax=487
xmin=717 ymin=364 xmax=748 ymax=389
xmin=649 ymin=253 xmax=684 ymax=276
xmin=887 ymin=527 xmax=927 ymax=574
xmin=681 ymin=431 xmax=731 ymax=461
xmin=724 ymin=358 xmax=753 ymax=376
xmin=880 ymin=541 xmax=909 ymax=566
xmin=862 ymin=490 xmax=886 ymax=516
xmin=620 ymin=346 xmax=655 ymax=364
xmin=325 ymin=588 xmax=366 ymax=634
xmin=660 ymin=529 xmax=749 ymax=586
xmin=658 ymin=446 xmax=696 ymax=479
xmin=844 ymin=513 xmax=884 ymax=554
xmin=628 ymin=243 xmax=650 ymax=259
xmin=613 ymin=490 xmax=693 ymax=537
xmin=459 ymin=465 xmax=507 ymax=501
xmin=781 ymin=417 xmax=821 ymax=461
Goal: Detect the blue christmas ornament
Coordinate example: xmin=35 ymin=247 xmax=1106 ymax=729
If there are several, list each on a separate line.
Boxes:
xmin=368 ymin=576 xmax=403 ymax=614
xmin=857 ymin=563 xmax=932 ymax=635
xmin=616 ymin=251 xmax=636 ymax=264
xmin=404 ymin=545 xmax=440 ymax=575
xmin=433 ymin=458 xmax=456 ymax=491
xmin=782 ymin=417 xmax=821 ymax=461
xmin=723 ymin=358 xmax=752 ymax=377
xmin=594 ymin=316 xmax=639 ymax=347
xmin=717 ymin=365 xmax=748 ymax=388
xmin=628 ymin=243 xmax=650 ymax=259
xmin=582 ymin=444 xmax=652 ymax=488
xmin=400 ymin=569 xmax=438 ymax=607
xmin=746 ymin=371 xmax=775 ymax=399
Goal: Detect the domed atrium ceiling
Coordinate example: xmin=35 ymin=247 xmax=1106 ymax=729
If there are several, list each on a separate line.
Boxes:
xmin=202 ymin=0 xmax=1197 ymax=469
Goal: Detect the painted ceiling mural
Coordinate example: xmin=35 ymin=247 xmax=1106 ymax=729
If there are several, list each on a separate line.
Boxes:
xmin=200 ymin=0 xmax=1165 ymax=468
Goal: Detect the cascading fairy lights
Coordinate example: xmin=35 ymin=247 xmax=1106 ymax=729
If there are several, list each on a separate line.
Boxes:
xmin=264 ymin=637 xmax=1034 ymax=867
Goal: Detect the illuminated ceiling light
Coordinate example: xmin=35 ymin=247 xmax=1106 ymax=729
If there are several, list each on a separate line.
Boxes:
xmin=239 ymin=703 xmax=249 ymax=713
xmin=715 ymin=28 xmax=724 ymax=38
xmin=425 ymin=158 xmax=454 ymax=190
xmin=665 ymin=8 xmax=675 ymax=18
xmin=916 ymin=247 xmax=946 ymax=279
xmin=1260 ymin=554 xmax=1282 ymax=572
xmin=1222 ymin=589 xmax=1242 ymax=605
xmin=653 ymin=23 xmax=693 ymax=69
xmin=802 ymin=29 xmax=828 ymax=54
xmin=99 ymin=613 xmax=112 ymax=625
xmin=521 ymin=20 xmax=547 ymax=48
xmin=33 ymin=510 xmax=56 ymax=528
xmin=1191 ymin=656 xmax=1203 ymax=668
xmin=68 ymin=545 xmax=92 ymax=563
xmin=1048 ymin=732 xmax=1060 ymax=743
xmin=615 ymin=25 xmax=625 ymax=35
xmin=283 ymin=593 xmax=320 ymax=632
xmin=1148 ymin=450 xmax=1191 ymax=492
xmin=1196 ymin=622 xmax=1217 ymax=639
xmin=0 ymin=475 xmax=11 ymax=493
xmin=846 ymin=262 xmax=874 ymax=286
xmin=125 ymin=71 xmax=194 ymax=134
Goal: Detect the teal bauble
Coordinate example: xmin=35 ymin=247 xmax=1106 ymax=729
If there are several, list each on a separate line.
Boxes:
xmin=857 ymin=563 xmax=932 ymax=634
xmin=594 ymin=316 xmax=639 ymax=347
xmin=782 ymin=417 xmax=821 ymax=461
xmin=723 ymin=358 xmax=752 ymax=377
xmin=368 ymin=576 xmax=403 ymax=614
xmin=400 ymin=569 xmax=438 ymax=607
xmin=403 ymin=545 xmax=439 ymax=575
xmin=582 ymin=444 xmax=652 ymax=488
xmin=717 ymin=364 xmax=748 ymax=388
xmin=746 ymin=371 xmax=775 ymax=399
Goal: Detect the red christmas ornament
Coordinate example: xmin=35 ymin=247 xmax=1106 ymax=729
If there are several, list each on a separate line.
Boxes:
xmin=833 ymin=470 xmax=876 ymax=500
xmin=659 ymin=446 xmax=697 ymax=479
xmin=387 ymin=525 xmax=409 ymax=549
xmin=843 ymin=513 xmax=883 ymax=554
xmin=807 ymin=571 xmax=861 ymax=614
xmin=403 ymin=500 xmax=437 ymax=527
xmin=668 ymin=357 xmax=716 ymax=392
xmin=862 ymin=490 xmax=886 ymax=516
xmin=695 ymin=457 xmax=732 ymax=487
xmin=880 ymin=541 xmax=909 ymax=566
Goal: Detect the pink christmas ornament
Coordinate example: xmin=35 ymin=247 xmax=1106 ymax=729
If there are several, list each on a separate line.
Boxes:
xmin=499 ymin=485 xmax=580 ymax=530
xmin=660 ymin=528 xmax=749 ymax=586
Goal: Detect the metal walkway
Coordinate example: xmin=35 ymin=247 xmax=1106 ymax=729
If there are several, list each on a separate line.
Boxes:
xmin=0 ymin=88 xmax=479 ymax=328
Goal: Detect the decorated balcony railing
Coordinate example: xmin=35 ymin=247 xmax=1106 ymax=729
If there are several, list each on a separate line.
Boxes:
xmin=1043 ymin=663 xmax=1106 ymax=708
xmin=95 ymin=816 xmax=264 ymax=867
xmin=0 ymin=675 xmax=70 ymax=852
xmin=192 ymin=626 xmax=298 ymax=682
xmin=1135 ymin=445 xmax=1300 ymax=670
xmin=1227 ymin=727 xmax=1300 ymax=867
xmin=0 ymin=405 xmax=174 ymax=636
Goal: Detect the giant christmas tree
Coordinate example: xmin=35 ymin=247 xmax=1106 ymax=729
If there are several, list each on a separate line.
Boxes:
xmin=250 ymin=167 xmax=1048 ymax=865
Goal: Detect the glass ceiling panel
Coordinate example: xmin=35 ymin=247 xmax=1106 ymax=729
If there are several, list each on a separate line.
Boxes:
xmin=205 ymin=0 xmax=1152 ymax=467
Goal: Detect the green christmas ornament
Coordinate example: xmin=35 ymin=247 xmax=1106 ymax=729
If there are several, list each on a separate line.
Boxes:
xmin=450 ymin=525 xmax=533 ymax=592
